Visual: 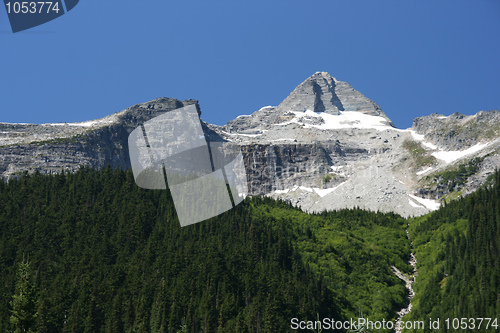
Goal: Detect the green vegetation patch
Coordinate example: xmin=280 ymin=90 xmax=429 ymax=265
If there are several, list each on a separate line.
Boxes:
xmin=249 ymin=202 xmax=411 ymax=325
xmin=402 ymin=140 xmax=437 ymax=168
xmin=322 ymin=173 xmax=336 ymax=183
xmin=420 ymin=156 xmax=484 ymax=194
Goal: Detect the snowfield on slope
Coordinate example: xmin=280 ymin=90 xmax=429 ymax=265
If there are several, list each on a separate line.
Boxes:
xmin=408 ymin=194 xmax=440 ymax=211
xmin=277 ymin=110 xmax=395 ymax=131
xmin=432 ymin=143 xmax=489 ymax=164
xmin=408 ymin=130 xmax=438 ymax=149
xmin=271 ymin=184 xmax=342 ymax=198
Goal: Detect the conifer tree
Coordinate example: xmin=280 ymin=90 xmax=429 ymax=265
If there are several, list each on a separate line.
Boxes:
xmin=10 ymin=258 xmax=37 ymax=333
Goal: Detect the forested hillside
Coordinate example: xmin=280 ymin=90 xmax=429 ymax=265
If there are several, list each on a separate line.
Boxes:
xmin=404 ymin=170 xmax=500 ymax=332
xmin=0 ymin=167 xmax=411 ymax=332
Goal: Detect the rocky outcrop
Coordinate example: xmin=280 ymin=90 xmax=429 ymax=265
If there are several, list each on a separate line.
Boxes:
xmin=411 ymin=111 xmax=500 ymax=150
xmin=241 ymin=142 xmax=343 ymax=194
xmin=406 ymin=110 xmax=500 ymax=200
xmin=0 ymin=98 xmax=199 ymax=179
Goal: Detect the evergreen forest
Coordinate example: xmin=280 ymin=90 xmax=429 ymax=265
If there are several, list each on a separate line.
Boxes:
xmin=0 ymin=167 xmax=498 ymax=332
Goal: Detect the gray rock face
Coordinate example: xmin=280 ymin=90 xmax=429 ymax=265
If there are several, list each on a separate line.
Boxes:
xmin=1 ymin=73 xmax=499 ymax=218
xmin=275 ymin=72 xmax=391 ymax=121
xmin=242 ymin=142 xmax=343 ymax=194
xmin=333 ymin=79 xmax=383 ymax=116
xmin=0 ymin=98 xmax=200 ymax=179
xmin=411 ymin=111 xmax=500 ymax=150
xmin=275 ymin=72 xmax=345 ymax=115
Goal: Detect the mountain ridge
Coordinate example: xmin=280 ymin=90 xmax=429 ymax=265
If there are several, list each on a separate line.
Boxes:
xmin=1 ymin=72 xmax=498 ymax=217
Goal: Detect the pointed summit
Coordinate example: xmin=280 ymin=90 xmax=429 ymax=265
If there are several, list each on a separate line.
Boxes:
xmin=275 ymin=72 xmax=343 ymax=115
xmin=275 ymin=72 xmax=391 ymax=122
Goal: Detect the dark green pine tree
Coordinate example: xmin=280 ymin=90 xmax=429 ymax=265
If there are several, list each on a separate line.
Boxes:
xmin=10 ymin=258 xmax=37 ymax=333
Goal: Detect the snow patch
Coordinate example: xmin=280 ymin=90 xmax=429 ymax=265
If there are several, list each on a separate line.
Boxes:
xmin=44 ymin=123 xmax=66 ymax=126
xmin=408 ymin=130 xmax=437 ymax=150
xmin=303 ymin=110 xmax=322 ymax=117
xmin=274 ymin=138 xmax=296 ymax=142
xmin=408 ymin=194 xmax=440 ymax=211
xmin=271 ymin=183 xmax=343 ymax=198
xmin=258 ymin=106 xmax=275 ymax=111
xmin=408 ymin=130 xmax=425 ymax=141
xmin=45 ymin=115 xmax=120 ymax=128
xmin=282 ymin=111 xmax=395 ymax=131
xmin=236 ymin=133 xmax=262 ymax=137
xmin=329 ymin=166 xmax=346 ymax=177
xmin=432 ymin=143 xmax=488 ymax=164
xmin=225 ymin=132 xmax=262 ymax=137
xmin=416 ymin=167 xmax=433 ymax=175
xmin=313 ymin=186 xmax=340 ymax=197
xmin=408 ymin=199 xmax=424 ymax=208
xmin=421 ymin=141 xmax=437 ymax=150
xmin=68 ymin=121 xmax=101 ymax=127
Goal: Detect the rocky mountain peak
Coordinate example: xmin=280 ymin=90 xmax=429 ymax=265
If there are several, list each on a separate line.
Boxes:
xmin=133 ymin=97 xmax=198 ymax=112
xmin=274 ymin=72 xmax=390 ymax=121
xmin=275 ymin=72 xmax=343 ymax=115
xmin=224 ymin=72 xmax=394 ymax=133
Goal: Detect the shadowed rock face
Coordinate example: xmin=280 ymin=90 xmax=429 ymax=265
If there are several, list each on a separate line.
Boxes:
xmin=275 ymin=72 xmax=345 ymax=115
xmin=1 ymin=73 xmax=499 ymax=218
xmin=275 ymin=72 xmax=391 ymax=121
xmin=240 ymin=142 xmax=346 ymax=194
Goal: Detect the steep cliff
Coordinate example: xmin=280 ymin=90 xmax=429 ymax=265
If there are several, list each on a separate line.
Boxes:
xmin=0 ymin=98 xmax=199 ymax=178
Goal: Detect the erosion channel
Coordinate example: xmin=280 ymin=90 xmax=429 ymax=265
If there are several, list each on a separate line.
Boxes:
xmin=391 ymin=224 xmax=417 ymax=333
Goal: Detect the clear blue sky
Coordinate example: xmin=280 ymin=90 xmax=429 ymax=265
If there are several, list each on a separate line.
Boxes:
xmin=1 ymin=0 xmax=499 ymax=129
